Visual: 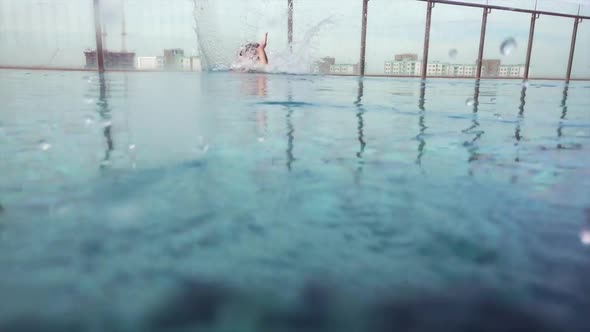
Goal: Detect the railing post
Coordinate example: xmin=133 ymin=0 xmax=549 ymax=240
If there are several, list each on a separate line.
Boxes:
xmin=565 ymin=17 xmax=581 ymax=83
xmin=421 ymin=1 xmax=434 ymax=80
xmin=359 ymin=0 xmax=369 ymax=76
xmin=93 ymin=0 xmax=105 ymax=73
xmin=524 ymin=13 xmax=538 ymax=80
xmin=287 ymin=0 xmax=293 ymax=51
xmin=476 ymin=7 xmax=490 ymax=79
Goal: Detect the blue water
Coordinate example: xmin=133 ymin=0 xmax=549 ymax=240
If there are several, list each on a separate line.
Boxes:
xmin=0 ymin=70 xmax=589 ymax=331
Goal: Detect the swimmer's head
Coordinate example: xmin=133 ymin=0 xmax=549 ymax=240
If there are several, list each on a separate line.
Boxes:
xmin=238 ymin=43 xmax=260 ymax=61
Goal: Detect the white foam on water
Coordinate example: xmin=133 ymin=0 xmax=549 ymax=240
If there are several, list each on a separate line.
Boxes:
xmin=192 ymin=0 xmax=333 ymax=74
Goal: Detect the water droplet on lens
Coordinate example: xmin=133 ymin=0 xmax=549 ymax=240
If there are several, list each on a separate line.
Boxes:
xmin=39 ymin=140 xmax=51 ymax=151
xmin=500 ymin=37 xmax=517 ymax=56
xmin=465 ymin=98 xmax=475 ymax=106
xmin=195 ymin=136 xmax=210 ymax=154
xmin=448 ymin=48 xmax=458 ymax=59
xmin=84 ymin=116 xmax=94 ymax=125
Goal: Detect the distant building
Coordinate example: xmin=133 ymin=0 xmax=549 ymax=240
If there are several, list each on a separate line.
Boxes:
xmin=395 ymin=53 xmax=418 ymax=61
xmin=426 ymin=62 xmax=450 ymax=76
xmin=136 ymin=51 xmax=201 ymax=71
xmin=164 ymin=49 xmax=185 ymax=70
xmin=448 ymin=64 xmax=476 ymax=77
xmin=330 ymin=63 xmax=359 ymax=75
xmin=385 ymin=53 xmax=421 ymax=75
xmin=180 ymin=56 xmax=202 ymax=72
xmin=499 ymin=64 xmax=525 ymax=77
xmin=384 ymin=54 xmax=524 ymax=78
xmin=136 ymin=56 xmax=164 ymax=70
xmin=480 ymin=59 xmax=501 ymax=76
xmin=312 ymin=57 xmax=336 ymax=74
xmin=84 ymin=50 xmax=136 ymax=69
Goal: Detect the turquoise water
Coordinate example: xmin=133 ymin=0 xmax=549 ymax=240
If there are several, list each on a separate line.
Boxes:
xmin=0 ymin=70 xmax=589 ymax=331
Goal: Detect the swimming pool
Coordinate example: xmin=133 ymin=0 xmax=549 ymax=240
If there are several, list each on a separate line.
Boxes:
xmin=0 ymin=70 xmax=589 ymax=331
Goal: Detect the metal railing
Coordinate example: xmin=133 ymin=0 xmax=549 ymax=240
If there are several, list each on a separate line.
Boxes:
xmin=356 ymin=0 xmax=589 ymax=81
xmin=1 ymin=0 xmax=587 ymax=80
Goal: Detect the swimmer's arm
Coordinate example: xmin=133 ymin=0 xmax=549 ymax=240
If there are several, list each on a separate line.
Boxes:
xmin=257 ymin=32 xmax=268 ymax=65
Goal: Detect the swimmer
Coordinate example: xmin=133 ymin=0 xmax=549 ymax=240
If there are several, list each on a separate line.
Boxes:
xmin=234 ymin=32 xmax=269 ymax=71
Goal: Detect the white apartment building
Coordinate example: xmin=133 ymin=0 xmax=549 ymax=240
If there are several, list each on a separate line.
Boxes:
xmin=499 ymin=64 xmax=525 ymax=77
xmin=384 ymin=60 xmax=421 ymax=75
xmin=330 ymin=64 xmax=359 ymax=75
xmin=385 ymin=57 xmax=525 ymax=78
xmin=136 ymin=56 xmax=164 ymax=70
xmin=180 ymin=56 xmax=202 ymax=72
xmin=426 ymin=62 xmax=450 ymax=76
xmin=136 ymin=55 xmax=202 ymax=71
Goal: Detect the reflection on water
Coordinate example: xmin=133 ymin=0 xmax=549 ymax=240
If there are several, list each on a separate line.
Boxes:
xmin=97 ymin=73 xmax=114 ymax=169
xmin=514 ymin=85 xmax=527 ymax=163
xmin=416 ymin=82 xmax=426 ymax=166
xmin=558 ymin=85 xmax=569 ymax=150
xmin=355 ymin=79 xmax=366 ymax=162
xmin=462 ymin=80 xmax=484 ymax=167
xmin=354 ymin=79 xmax=366 ymax=185
xmin=1 ymin=71 xmax=589 ymax=332
xmin=285 ymin=81 xmax=295 ymax=171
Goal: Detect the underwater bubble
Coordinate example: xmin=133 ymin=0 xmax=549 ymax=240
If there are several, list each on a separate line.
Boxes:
xmin=465 ymin=98 xmax=475 ymax=106
xmin=448 ymin=48 xmax=458 ymax=59
xmin=128 ymin=144 xmax=136 ymax=150
xmin=581 ymin=229 xmax=590 ymax=245
xmin=500 ymin=37 xmax=517 ymax=56
xmin=38 ymin=140 xmax=52 ymax=151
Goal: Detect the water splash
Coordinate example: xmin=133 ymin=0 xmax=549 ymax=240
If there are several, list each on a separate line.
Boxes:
xmin=192 ymin=0 xmax=333 ymax=74
xmin=266 ymin=17 xmax=334 ymax=74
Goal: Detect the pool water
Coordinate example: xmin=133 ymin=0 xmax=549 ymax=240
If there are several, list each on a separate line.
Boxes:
xmin=0 ymin=70 xmax=589 ymax=331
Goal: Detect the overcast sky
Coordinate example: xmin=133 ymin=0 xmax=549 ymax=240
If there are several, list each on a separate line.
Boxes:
xmin=0 ymin=0 xmax=589 ymax=77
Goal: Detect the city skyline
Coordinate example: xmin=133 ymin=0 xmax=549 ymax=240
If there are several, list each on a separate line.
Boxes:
xmin=0 ymin=0 xmax=589 ymax=77
xmin=313 ymin=53 xmax=526 ymax=77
